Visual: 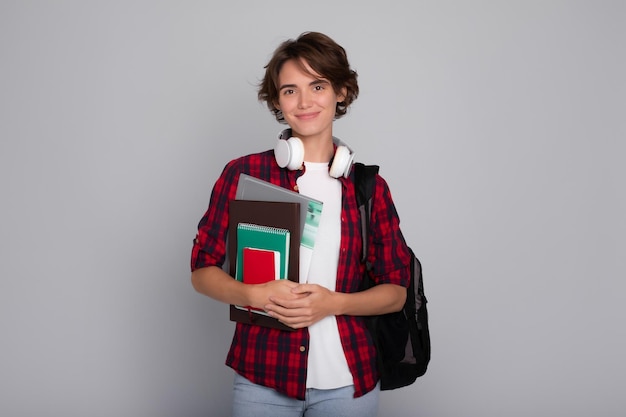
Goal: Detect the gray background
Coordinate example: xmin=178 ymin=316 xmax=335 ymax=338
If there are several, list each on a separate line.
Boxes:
xmin=1 ymin=1 xmax=624 ymax=416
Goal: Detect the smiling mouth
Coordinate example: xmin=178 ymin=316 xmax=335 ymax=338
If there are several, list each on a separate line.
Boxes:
xmin=296 ymin=112 xmax=319 ymax=120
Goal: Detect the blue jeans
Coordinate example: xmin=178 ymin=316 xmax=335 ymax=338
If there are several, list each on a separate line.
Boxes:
xmin=231 ymin=373 xmax=380 ymax=417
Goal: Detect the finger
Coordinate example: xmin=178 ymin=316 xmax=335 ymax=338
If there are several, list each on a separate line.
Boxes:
xmin=272 ymin=280 xmax=300 ymax=290
xmin=265 ymin=301 xmax=299 ymax=314
xmin=267 ymin=295 xmax=309 ymax=309
xmin=266 ymin=310 xmax=311 ymax=329
xmin=265 ymin=301 xmax=312 ymax=318
xmin=290 ymin=283 xmax=315 ymax=295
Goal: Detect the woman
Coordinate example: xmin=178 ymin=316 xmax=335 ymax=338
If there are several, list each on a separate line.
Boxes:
xmin=191 ymin=31 xmax=411 ymax=417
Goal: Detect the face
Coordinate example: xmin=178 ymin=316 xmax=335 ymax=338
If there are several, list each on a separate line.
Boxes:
xmin=275 ymin=59 xmax=346 ymax=143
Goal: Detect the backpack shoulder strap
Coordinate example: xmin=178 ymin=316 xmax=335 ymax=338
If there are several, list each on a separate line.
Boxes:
xmin=354 ymin=162 xmax=379 ymax=208
xmin=353 ymin=162 xmax=379 ymax=264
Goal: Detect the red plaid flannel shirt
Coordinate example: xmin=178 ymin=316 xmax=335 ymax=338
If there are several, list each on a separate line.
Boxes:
xmin=191 ymin=148 xmax=411 ymax=399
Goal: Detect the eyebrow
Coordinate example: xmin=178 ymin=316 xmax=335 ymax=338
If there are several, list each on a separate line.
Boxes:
xmin=279 ymin=79 xmax=330 ymax=91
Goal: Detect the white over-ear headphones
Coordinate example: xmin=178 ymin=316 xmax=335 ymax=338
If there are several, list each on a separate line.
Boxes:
xmin=274 ymin=130 xmax=355 ymax=179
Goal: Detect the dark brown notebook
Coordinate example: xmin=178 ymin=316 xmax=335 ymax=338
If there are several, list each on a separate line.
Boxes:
xmin=228 ymin=199 xmax=301 ymax=331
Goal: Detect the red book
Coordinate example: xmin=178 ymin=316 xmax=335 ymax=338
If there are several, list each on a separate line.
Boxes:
xmin=242 ymin=247 xmax=280 ymax=284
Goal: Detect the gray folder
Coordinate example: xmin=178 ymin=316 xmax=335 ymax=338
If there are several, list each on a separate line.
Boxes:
xmin=235 ymin=173 xmax=322 ymax=250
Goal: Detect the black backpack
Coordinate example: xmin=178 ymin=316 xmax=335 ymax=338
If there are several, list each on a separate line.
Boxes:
xmin=354 ymin=162 xmax=431 ymax=390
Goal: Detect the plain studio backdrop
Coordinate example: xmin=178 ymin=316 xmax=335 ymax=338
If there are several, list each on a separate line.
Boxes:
xmin=1 ymin=1 xmax=624 ymax=416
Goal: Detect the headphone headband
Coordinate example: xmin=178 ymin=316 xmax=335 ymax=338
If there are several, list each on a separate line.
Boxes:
xmin=274 ymin=129 xmax=355 ymax=178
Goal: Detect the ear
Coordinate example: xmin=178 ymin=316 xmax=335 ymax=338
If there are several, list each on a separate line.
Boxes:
xmin=337 ymin=87 xmax=347 ymax=103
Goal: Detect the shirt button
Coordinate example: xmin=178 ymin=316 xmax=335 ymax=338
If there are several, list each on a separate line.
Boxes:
xmin=299 ymin=345 xmax=306 ymax=352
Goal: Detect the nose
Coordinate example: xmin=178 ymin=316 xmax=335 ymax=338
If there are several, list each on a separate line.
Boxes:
xmin=297 ymin=90 xmax=312 ymax=109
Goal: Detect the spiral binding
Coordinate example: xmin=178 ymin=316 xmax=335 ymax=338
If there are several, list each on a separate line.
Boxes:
xmin=237 ymin=223 xmax=289 ymax=235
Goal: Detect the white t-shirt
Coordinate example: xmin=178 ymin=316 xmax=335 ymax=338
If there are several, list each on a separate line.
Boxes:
xmin=297 ymin=161 xmax=353 ymax=390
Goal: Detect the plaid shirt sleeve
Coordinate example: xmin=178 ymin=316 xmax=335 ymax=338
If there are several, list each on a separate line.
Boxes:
xmin=191 ymin=153 xmax=411 ymax=400
xmin=367 ymin=174 xmax=412 ymax=288
xmin=190 ymin=161 xmax=237 ymax=271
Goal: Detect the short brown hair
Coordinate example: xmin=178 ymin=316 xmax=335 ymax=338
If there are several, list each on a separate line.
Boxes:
xmin=258 ymin=32 xmax=359 ymax=123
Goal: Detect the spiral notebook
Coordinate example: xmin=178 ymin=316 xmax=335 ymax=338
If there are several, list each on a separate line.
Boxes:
xmin=235 ymin=223 xmax=290 ymax=282
xmin=234 ymin=224 xmax=288 ymax=314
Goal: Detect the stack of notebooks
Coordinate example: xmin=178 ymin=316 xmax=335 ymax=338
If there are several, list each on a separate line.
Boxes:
xmin=228 ymin=174 xmax=323 ymax=331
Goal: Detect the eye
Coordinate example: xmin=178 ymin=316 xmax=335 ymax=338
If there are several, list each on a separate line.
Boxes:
xmin=313 ymin=85 xmax=324 ymax=91
xmin=282 ymin=89 xmax=295 ymax=96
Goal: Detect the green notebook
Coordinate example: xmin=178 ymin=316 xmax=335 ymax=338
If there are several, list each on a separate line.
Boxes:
xmin=235 ymin=223 xmax=290 ymax=282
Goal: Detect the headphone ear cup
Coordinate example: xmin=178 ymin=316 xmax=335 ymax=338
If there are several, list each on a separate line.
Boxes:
xmin=275 ymin=137 xmax=304 ymax=170
xmin=329 ymin=145 xmax=355 ymax=178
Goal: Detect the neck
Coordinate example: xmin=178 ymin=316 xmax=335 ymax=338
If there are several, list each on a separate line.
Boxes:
xmin=292 ymin=131 xmax=334 ymax=162
xmin=302 ymin=137 xmax=334 ymax=162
